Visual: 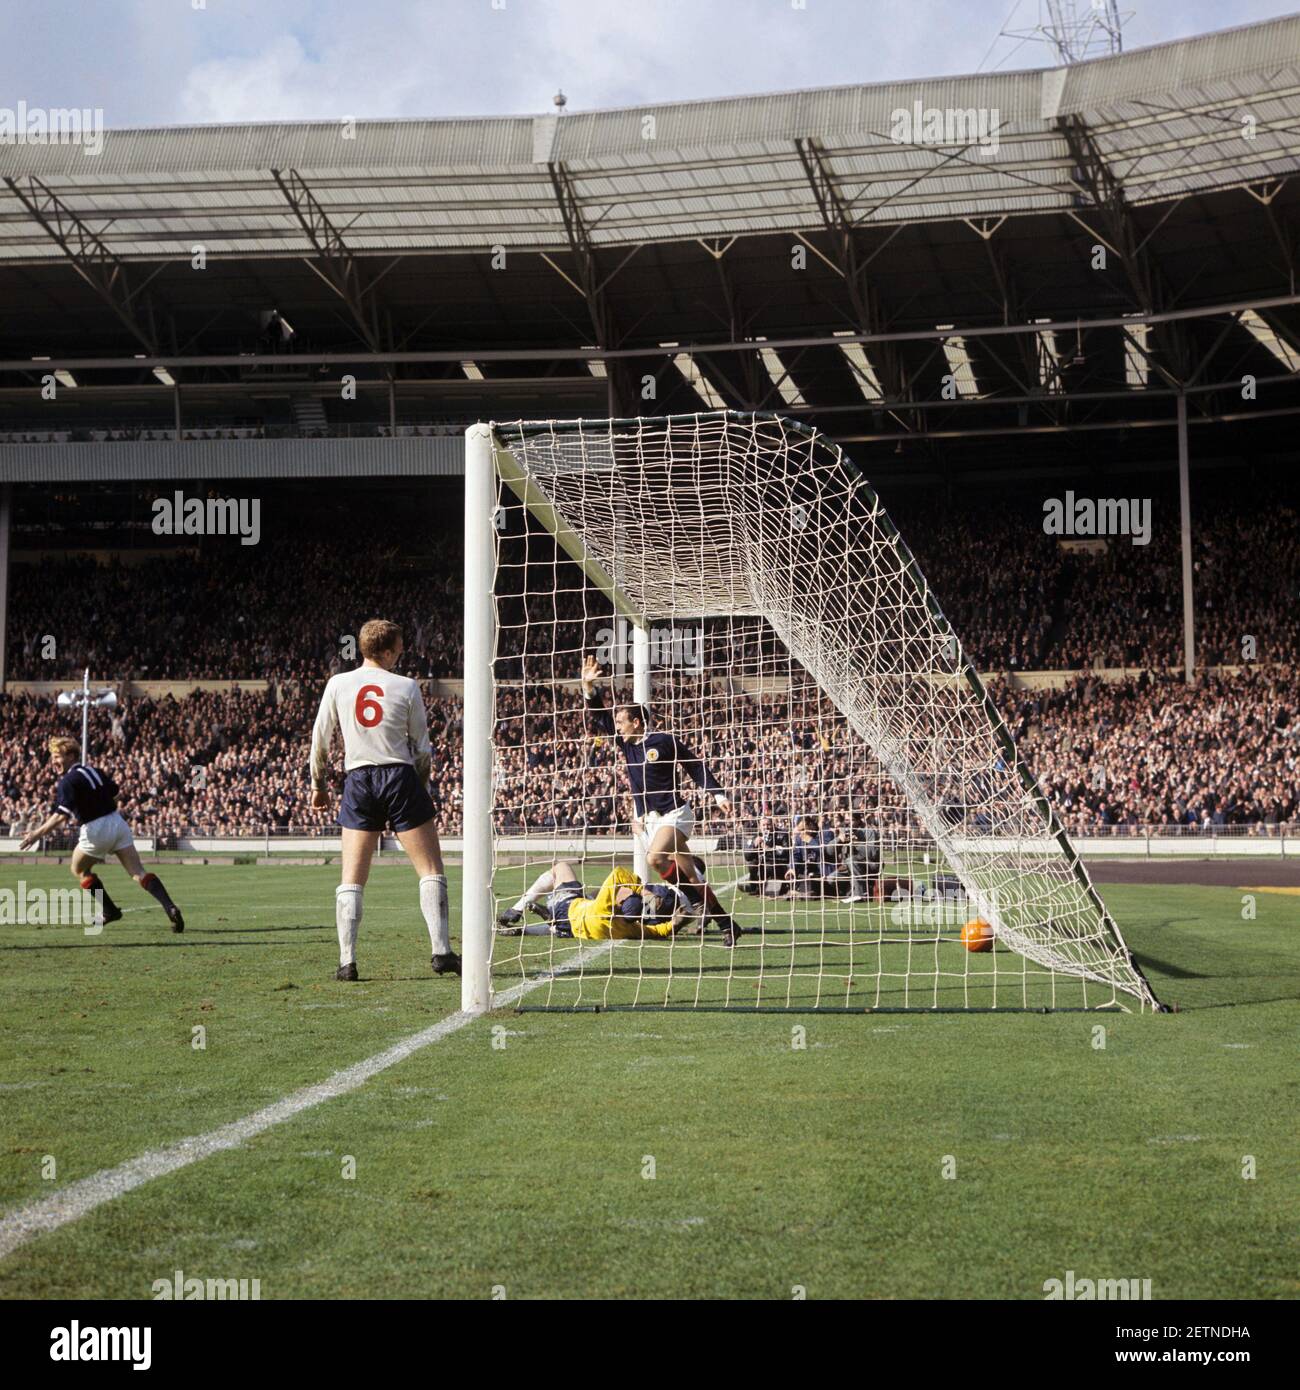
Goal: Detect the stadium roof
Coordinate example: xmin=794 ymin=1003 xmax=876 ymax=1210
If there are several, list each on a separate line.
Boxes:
xmin=0 ymin=14 xmax=1298 ymax=475
xmin=2 ymin=15 xmax=1299 ymax=259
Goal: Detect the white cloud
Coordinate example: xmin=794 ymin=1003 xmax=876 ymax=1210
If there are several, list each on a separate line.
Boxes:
xmin=2 ymin=0 xmax=1295 ymax=129
xmin=180 ymin=36 xmax=318 ymax=124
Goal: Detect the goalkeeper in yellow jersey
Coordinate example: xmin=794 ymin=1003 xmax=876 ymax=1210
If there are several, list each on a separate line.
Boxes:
xmin=495 ymin=861 xmax=695 ymax=941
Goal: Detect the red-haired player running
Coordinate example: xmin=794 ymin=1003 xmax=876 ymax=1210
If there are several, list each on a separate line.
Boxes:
xmin=18 ymin=735 xmax=184 ymax=933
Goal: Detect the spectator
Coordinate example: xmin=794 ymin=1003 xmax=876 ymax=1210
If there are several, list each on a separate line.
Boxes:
xmin=742 ymin=815 xmax=791 ymax=895
xmin=786 ymin=815 xmax=837 ymax=897
xmin=844 ymin=813 xmax=881 ymax=902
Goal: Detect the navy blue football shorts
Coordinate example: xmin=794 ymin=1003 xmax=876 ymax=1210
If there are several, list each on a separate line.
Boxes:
xmin=543 ymin=879 xmax=584 ymax=931
xmin=338 ymin=764 xmax=435 ymax=833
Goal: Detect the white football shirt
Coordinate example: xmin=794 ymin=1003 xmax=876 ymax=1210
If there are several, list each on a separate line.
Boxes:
xmin=310 ymin=665 xmax=433 ymax=788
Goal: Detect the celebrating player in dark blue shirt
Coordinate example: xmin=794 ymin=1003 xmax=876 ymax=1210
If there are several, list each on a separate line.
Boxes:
xmin=579 ymin=654 xmax=739 ymax=946
xmin=17 ymin=736 xmax=184 ymax=933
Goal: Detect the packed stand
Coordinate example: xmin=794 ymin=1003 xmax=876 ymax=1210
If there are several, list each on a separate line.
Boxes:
xmin=2 ymin=667 xmax=1293 ymax=843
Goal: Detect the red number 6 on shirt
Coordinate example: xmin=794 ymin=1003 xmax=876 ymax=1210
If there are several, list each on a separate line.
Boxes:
xmin=355 ymin=684 xmax=384 ymax=728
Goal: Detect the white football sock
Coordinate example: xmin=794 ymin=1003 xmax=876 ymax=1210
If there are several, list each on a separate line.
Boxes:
xmin=512 ymin=869 xmax=555 ymax=913
xmin=420 ymin=873 xmax=450 ymax=955
xmin=335 ymin=883 xmax=363 ymax=966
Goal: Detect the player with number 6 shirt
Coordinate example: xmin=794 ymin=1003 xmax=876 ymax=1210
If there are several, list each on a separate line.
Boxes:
xmin=310 ymin=618 xmax=459 ymax=980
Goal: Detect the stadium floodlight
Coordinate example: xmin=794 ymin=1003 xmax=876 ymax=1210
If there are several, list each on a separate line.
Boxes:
xmin=672 ymin=354 xmax=727 ymax=410
xmin=461 ymin=414 xmax=1167 ymax=1016
xmin=55 ymin=669 xmax=118 ymax=760
xmin=834 ymin=331 xmax=885 ymax=403
xmin=1240 ymin=309 xmax=1300 ymax=372
xmin=757 ymin=343 xmax=807 ymax=408
xmin=1123 ymin=319 xmax=1148 ymax=386
xmin=938 ymin=334 xmax=979 ymax=398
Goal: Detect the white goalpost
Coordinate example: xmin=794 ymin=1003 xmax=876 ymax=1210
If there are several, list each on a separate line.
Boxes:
xmin=461 ymin=413 xmax=1165 ymax=1015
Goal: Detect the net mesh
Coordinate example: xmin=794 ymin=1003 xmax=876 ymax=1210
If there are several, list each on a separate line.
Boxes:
xmin=482 ymin=412 xmax=1158 ymax=1012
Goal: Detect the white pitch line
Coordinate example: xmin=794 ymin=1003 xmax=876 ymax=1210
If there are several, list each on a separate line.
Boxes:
xmin=0 ymin=943 xmax=613 ymax=1261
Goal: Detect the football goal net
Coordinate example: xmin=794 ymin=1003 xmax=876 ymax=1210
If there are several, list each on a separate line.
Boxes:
xmin=460 ymin=412 xmax=1164 ymax=1015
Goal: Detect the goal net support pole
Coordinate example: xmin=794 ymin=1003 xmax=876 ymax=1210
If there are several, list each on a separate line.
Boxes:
xmin=461 ymin=423 xmax=496 ymax=1014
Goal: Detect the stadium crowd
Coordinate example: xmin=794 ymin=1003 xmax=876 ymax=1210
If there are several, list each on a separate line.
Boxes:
xmin=6 ymin=476 xmax=1297 ymax=681
xmin=6 ymin=527 xmax=466 ymax=681
xmin=1 ymin=665 xmax=1294 ymax=845
xmin=3 ymin=473 xmax=1294 ymax=857
xmin=995 ymin=667 xmax=1299 ymax=830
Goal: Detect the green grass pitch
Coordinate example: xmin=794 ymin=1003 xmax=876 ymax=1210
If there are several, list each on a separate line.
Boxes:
xmin=0 ymin=861 xmax=1296 ymax=1299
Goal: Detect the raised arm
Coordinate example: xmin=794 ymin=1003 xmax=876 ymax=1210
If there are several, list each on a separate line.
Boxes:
xmin=580 ymin=654 xmax=616 ymax=737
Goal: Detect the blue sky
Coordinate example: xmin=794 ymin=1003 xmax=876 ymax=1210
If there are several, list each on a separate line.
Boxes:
xmin=0 ymin=0 xmax=1294 ymax=126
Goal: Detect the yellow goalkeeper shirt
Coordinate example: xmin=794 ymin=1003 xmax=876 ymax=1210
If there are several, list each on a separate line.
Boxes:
xmin=569 ymin=867 xmax=675 ymax=941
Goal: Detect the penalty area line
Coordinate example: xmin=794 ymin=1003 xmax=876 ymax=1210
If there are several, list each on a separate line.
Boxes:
xmin=0 ymin=942 xmax=613 ymax=1262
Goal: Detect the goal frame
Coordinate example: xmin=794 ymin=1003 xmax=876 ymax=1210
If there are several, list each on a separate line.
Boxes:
xmin=463 ymin=420 xmax=662 ymax=1013
xmin=460 ymin=413 xmax=1167 ymax=1016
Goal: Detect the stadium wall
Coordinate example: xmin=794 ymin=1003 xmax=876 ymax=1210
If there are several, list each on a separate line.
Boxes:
xmin=0 ymin=436 xmax=463 ymax=482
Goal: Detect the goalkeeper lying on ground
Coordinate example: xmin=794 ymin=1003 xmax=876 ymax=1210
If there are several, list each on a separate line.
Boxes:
xmin=496 ymin=861 xmax=700 ymax=940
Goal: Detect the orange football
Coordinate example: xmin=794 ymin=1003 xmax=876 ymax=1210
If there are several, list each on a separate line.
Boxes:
xmin=961 ymin=918 xmax=994 ymax=952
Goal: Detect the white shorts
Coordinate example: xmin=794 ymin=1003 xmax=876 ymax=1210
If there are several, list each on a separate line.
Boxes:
xmin=77 ymin=811 xmax=135 ymax=860
xmin=642 ymin=803 xmax=695 ymax=848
